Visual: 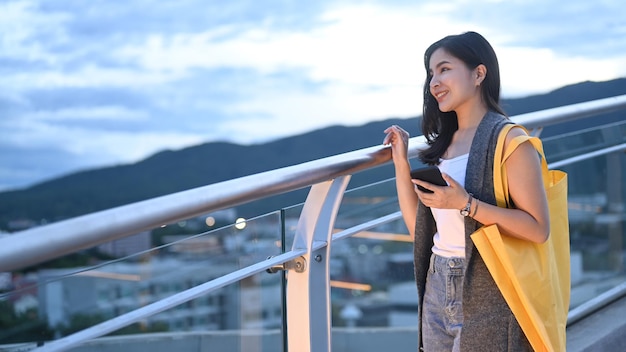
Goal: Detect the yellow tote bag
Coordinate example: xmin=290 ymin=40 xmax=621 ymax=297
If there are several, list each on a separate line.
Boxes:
xmin=470 ymin=124 xmax=570 ymax=352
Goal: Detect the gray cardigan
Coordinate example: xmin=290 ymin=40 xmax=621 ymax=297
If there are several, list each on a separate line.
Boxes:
xmin=413 ymin=111 xmax=532 ymax=351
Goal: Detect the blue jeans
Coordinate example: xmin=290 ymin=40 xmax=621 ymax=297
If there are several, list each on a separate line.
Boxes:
xmin=422 ymin=254 xmax=465 ymax=352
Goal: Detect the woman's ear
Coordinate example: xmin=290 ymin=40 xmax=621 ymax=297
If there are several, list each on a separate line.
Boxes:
xmin=475 ymin=64 xmax=487 ymax=86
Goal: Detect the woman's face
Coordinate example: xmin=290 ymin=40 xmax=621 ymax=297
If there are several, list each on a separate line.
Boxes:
xmin=428 ymin=48 xmax=481 ymax=114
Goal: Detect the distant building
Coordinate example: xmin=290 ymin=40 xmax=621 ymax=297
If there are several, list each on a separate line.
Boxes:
xmin=98 ymin=231 xmax=152 ymax=258
xmin=5 ymin=272 xmax=39 ymax=315
xmin=0 ymin=272 xmax=11 ymax=290
xmin=387 ymin=282 xmax=418 ymax=327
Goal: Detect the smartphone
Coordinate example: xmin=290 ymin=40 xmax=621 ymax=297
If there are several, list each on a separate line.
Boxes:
xmin=410 ymin=166 xmax=447 ymax=193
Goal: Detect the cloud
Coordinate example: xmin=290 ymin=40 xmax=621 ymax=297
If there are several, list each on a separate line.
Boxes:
xmin=103 ymin=2 xmax=463 ymax=142
xmin=0 ymin=0 xmax=625 ymax=191
xmin=497 ymin=47 xmax=626 ymax=97
xmin=416 ymin=0 xmax=626 ymax=97
xmin=441 ymin=0 xmax=626 ymax=60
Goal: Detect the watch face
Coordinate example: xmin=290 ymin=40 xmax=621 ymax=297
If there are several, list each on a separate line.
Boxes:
xmin=460 ymin=201 xmax=471 ymax=217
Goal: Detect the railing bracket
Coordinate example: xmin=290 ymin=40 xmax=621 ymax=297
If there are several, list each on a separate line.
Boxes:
xmin=266 ymin=256 xmax=307 ymax=274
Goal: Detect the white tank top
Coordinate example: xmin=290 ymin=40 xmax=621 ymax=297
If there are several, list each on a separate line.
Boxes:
xmin=431 ymin=153 xmax=469 ymax=258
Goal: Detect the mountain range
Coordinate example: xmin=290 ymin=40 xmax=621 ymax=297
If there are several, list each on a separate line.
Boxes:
xmin=1 ymin=78 xmax=625 ymax=230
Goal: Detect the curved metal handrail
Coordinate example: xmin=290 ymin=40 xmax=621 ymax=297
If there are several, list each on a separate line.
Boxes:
xmin=0 ymin=144 xmax=393 ymax=272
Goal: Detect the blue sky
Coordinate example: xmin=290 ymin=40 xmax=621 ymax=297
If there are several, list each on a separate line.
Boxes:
xmin=1 ymin=0 xmax=625 ymax=191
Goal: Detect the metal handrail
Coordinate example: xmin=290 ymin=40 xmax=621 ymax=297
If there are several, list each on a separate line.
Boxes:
xmin=2 ymin=94 xmax=625 ymax=273
xmin=513 ymin=95 xmax=626 ymax=128
xmin=0 ymin=143 xmax=393 ymax=272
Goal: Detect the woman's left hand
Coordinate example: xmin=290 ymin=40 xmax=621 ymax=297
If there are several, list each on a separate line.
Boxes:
xmin=413 ymin=172 xmax=468 ymax=210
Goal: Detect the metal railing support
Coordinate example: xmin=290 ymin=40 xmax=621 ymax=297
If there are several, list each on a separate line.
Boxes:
xmin=286 ymin=176 xmax=351 ymax=352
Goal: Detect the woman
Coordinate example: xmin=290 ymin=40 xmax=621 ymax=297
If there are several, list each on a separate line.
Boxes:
xmin=383 ymin=32 xmax=549 ymax=351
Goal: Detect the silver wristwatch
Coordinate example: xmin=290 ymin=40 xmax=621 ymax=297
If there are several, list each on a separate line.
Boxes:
xmin=460 ymin=195 xmax=473 ymax=217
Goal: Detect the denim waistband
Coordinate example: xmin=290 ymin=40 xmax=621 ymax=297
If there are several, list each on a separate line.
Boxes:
xmin=429 ymin=253 xmax=465 ymax=275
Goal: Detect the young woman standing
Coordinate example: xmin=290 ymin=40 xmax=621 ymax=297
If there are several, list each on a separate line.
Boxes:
xmin=383 ymin=32 xmax=549 ymax=351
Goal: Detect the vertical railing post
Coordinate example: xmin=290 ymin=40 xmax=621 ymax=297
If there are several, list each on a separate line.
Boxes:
xmin=285 ymin=176 xmax=351 ymax=352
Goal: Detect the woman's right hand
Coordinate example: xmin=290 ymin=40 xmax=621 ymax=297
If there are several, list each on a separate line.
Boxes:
xmin=383 ymin=124 xmax=418 ymax=239
xmin=383 ymin=125 xmax=410 ymax=162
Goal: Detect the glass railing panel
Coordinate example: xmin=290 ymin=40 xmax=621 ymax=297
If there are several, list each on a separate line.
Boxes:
xmin=564 ymin=149 xmax=625 ymax=309
xmin=0 ymin=211 xmax=285 ymax=351
xmin=279 ymin=203 xmax=304 ymax=253
xmin=531 ymin=122 xmax=626 ymax=309
xmin=542 ymin=120 xmax=626 ymax=163
xmin=330 ymin=178 xmax=416 ymax=331
xmin=335 ymin=177 xmax=402 ymax=230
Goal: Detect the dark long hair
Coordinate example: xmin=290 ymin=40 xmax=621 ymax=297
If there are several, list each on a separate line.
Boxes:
xmin=419 ymin=31 xmax=507 ymax=165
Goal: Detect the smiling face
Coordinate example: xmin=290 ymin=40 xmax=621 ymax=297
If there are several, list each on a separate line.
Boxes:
xmin=428 ymin=48 xmax=484 ymax=116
